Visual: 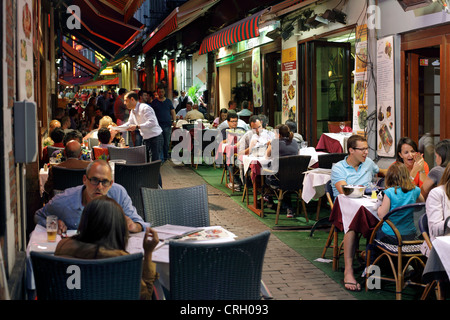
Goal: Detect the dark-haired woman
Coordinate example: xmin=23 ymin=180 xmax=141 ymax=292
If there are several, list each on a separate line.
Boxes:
xmin=395 ymin=137 xmax=429 ymax=187
xmin=421 ymin=139 xmax=450 ymax=200
xmin=55 ymin=196 xmax=159 ymax=300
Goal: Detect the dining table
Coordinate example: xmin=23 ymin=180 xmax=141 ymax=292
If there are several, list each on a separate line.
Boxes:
xmin=39 ymin=168 xmax=49 ymax=197
xmin=422 ymin=236 xmax=450 ymax=286
xmin=26 ymin=224 xmax=236 ymax=292
xmin=301 ymin=168 xmax=332 ymax=204
xmin=298 ymin=147 xmax=327 ymax=168
xmin=316 ymin=133 xmax=352 ymax=153
xmin=329 ymin=194 xmax=380 ymax=238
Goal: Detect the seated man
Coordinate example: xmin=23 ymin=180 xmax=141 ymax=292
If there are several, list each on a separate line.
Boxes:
xmin=185 ymin=104 xmax=205 ymax=121
xmin=330 ymin=134 xmax=379 ymax=292
xmin=35 ymin=160 xmax=148 ymax=234
xmin=176 ymin=101 xmax=193 ymax=119
xmin=237 ymin=100 xmax=253 ymax=117
xmin=217 ymin=110 xmax=248 ymax=132
xmin=43 ymin=140 xmax=90 ymax=199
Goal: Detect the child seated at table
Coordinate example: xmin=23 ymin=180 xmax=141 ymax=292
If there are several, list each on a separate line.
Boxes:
xmin=376 ymin=162 xmax=425 ymax=244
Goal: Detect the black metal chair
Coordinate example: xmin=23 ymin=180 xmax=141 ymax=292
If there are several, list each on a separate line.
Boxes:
xmin=141 ymin=184 xmax=210 ymax=227
xmin=108 ymin=145 xmax=147 ymax=164
xmin=88 ymin=137 xmax=99 ymax=149
xmin=31 ymin=251 xmax=143 ymax=300
xmin=168 ymin=230 xmax=270 ymax=300
xmin=114 ymin=161 xmax=161 ymax=219
xmin=47 ymin=146 xmax=64 ymax=159
xmin=263 ymin=155 xmax=311 ymax=225
xmin=52 ymin=167 xmax=86 ymax=195
xmin=317 ymin=153 xmax=347 ymax=169
xmin=365 ymin=203 xmax=427 ymax=300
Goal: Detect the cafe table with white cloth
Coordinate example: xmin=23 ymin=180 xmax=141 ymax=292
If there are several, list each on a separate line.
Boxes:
xmin=329 ymin=194 xmax=380 ymax=238
xmin=316 ymin=133 xmax=351 ymax=153
xmin=39 ymin=168 xmax=49 ymax=197
xmin=301 ymin=168 xmax=332 ymax=204
xmin=26 ymin=224 xmax=236 ymax=292
xmin=422 ymin=236 xmax=450 ymax=287
xmin=298 ymin=147 xmax=327 ymax=168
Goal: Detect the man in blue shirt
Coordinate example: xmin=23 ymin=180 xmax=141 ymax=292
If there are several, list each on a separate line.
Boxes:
xmin=35 ymin=160 xmax=148 ymax=234
xmin=330 ymin=134 xmax=379 ymax=292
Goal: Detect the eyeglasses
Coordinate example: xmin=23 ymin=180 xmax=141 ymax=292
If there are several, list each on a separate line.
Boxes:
xmin=229 ymin=120 xmax=238 ymax=123
xmin=353 ymin=147 xmax=369 ymax=152
xmin=86 ymin=176 xmax=112 ymax=187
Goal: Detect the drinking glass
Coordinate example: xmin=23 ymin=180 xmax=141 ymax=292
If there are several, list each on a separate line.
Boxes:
xmin=339 ymin=122 xmax=345 ymax=134
xmin=46 ymin=215 xmax=58 ymax=242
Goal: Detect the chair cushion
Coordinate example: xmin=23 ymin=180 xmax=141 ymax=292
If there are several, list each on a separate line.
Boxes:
xmin=374 ymin=239 xmax=423 ymax=254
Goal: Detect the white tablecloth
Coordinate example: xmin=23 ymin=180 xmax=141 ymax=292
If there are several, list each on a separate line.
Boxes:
xmin=39 ymin=168 xmax=49 ymax=197
xmin=299 ymin=147 xmax=327 ymax=167
xmin=301 ymin=169 xmax=331 ymax=203
xmin=324 ymin=133 xmax=351 ymax=153
xmin=336 ymin=194 xmax=380 ymax=233
xmin=431 ymin=236 xmax=450 ymax=280
xmin=242 ymin=155 xmax=271 ymax=175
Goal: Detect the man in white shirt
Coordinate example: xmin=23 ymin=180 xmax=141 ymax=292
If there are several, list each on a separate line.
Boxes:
xmin=119 ymin=91 xmax=163 ymax=162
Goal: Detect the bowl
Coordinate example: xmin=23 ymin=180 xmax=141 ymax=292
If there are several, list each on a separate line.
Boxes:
xmin=342 ymin=185 xmax=366 ymax=198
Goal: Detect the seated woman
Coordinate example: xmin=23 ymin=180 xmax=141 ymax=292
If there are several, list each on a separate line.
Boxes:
xmin=422 ymin=163 xmax=450 ymax=256
xmin=421 ymin=139 xmax=450 ymax=200
xmin=376 ymin=162 xmax=425 ymax=244
xmin=392 ymin=137 xmax=429 ymax=187
xmin=55 ymin=196 xmax=159 ymax=300
xmin=212 ymin=108 xmax=228 ymax=128
xmin=265 ymin=124 xmax=299 ymax=218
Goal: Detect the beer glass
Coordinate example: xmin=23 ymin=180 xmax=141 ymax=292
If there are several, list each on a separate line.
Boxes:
xmin=46 ymin=215 xmax=58 ymax=242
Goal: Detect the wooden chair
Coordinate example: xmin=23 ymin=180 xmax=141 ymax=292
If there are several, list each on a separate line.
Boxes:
xmin=108 ymin=145 xmax=147 ymax=164
xmin=365 ymin=203 xmax=427 ymax=300
xmin=114 ymin=161 xmax=161 ymax=219
xmin=141 ymin=184 xmax=210 ymax=227
xmin=327 ymin=121 xmax=351 ymax=133
xmin=263 ymin=155 xmax=311 ymax=224
xmin=31 ymin=251 xmax=143 ymax=300
xmin=168 ymin=231 xmax=270 ymax=300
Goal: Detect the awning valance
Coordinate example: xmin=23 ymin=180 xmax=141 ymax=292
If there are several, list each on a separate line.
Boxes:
xmin=79 ymin=77 xmax=118 ymax=87
xmin=62 ymin=41 xmax=100 ymax=75
xmin=198 ymin=9 xmax=269 ymax=55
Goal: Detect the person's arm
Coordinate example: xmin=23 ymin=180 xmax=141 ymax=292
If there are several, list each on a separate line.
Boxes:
xmin=171 ymin=109 xmax=176 ymax=123
xmin=421 ymin=175 xmax=436 ymax=200
xmin=426 ymin=188 xmax=448 ymax=239
xmin=377 ymin=193 xmax=391 ymax=220
xmin=113 ymin=184 xmax=149 ymax=232
xmin=140 ymin=228 xmax=160 ymax=299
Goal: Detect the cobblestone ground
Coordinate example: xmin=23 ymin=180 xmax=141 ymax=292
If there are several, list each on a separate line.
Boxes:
xmin=161 ymin=161 xmax=356 ymax=300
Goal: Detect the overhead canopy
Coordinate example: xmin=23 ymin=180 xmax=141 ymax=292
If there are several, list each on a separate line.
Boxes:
xmin=60 ymin=0 xmax=144 ymax=59
xmin=142 ymin=0 xmax=220 ymax=54
xmin=58 ymin=78 xmax=73 ymax=87
xmin=198 ymin=8 xmax=270 ymax=55
xmin=62 ymin=41 xmax=100 ymax=75
xmin=80 ymin=77 xmax=119 ymax=88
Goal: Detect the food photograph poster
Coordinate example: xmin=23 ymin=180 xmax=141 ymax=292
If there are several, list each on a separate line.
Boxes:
xmin=376 ymin=36 xmax=395 ymax=157
xmin=352 ymin=24 xmax=368 ymax=135
xmin=252 ymin=47 xmax=262 ymax=108
xmin=281 ymin=47 xmax=297 ymax=124
xmin=17 ymin=0 xmax=34 ymax=101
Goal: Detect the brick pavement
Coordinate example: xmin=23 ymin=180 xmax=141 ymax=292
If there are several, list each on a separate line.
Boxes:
xmin=161 ymin=161 xmax=356 ymax=300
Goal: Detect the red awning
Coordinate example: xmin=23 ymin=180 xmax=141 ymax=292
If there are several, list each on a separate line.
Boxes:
xmin=62 ymin=41 xmax=100 ymax=75
xmin=198 ymin=9 xmax=269 ymax=55
xmin=58 ymin=78 xmax=73 ymax=87
xmin=142 ymin=0 xmax=219 ymax=54
xmin=80 ymin=77 xmax=118 ymax=87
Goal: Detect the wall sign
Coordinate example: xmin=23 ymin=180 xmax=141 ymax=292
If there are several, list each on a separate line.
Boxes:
xmin=17 ymin=0 xmax=35 ymax=101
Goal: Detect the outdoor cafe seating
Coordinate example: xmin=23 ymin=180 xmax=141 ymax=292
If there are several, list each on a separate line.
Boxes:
xmin=108 ymin=145 xmax=147 ymax=164
xmin=51 ymin=166 xmax=86 ymax=196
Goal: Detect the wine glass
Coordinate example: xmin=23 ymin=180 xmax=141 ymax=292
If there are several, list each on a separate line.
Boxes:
xmin=339 ymin=122 xmax=345 ymax=134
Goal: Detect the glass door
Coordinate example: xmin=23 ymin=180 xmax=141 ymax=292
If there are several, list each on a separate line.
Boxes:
xmin=299 ymin=40 xmax=352 ymax=146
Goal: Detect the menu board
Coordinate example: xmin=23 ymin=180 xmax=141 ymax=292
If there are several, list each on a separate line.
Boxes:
xmin=281 ymin=47 xmax=297 ymax=123
xmin=252 ymin=47 xmax=262 ymax=108
xmin=17 ymin=0 xmax=34 ymax=101
xmin=352 ymin=24 xmax=368 ymax=136
xmin=376 ymin=36 xmax=395 ymax=157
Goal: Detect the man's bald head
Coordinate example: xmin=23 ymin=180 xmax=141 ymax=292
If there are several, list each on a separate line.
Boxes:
xmin=64 ymin=140 xmax=82 ymax=159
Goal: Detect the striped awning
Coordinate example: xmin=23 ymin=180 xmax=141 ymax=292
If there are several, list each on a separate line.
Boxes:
xmin=80 ymin=77 xmax=118 ymax=87
xmin=62 ymin=41 xmax=100 ymax=75
xmin=198 ymin=9 xmax=269 ymax=55
xmin=142 ymin=11 xmax=178 ymax=54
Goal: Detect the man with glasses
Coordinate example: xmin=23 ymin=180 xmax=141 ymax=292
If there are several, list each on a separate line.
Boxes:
xmin=330 ymin=134 xmax=379 ymax=292
xmin=35 ymin=160 xmax=148 ymax=234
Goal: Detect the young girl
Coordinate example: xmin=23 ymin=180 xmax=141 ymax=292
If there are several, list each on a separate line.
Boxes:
xmin=376 ymin=162 xmax=425 ymax=244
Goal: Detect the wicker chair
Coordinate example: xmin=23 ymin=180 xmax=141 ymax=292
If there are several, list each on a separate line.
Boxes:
xmin=141 ymin=184 xmax=210 ymax=227
xmin=52 ymin=167 xmax=86 ymax=195
xmin=263 ymin=155 xmax=311 ymax=224
xmin=108 ymin=145 xmax=147 ymax=164
xmin=168 ymin=230 xmax=270 ymax=300
xmin=365 ymin=203 xmax=427 ymax=300
xmin=31 ymin=251 xmax=143 ymax=300
xmin=114 ymin=161 xmax=161 ymax=219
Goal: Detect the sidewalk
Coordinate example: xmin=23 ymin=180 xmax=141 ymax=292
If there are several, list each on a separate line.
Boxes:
xmin=160 ymin=161 xmax=356 ymax=300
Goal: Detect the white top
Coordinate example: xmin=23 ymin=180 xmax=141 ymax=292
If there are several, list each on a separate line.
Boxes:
xmin=120 ymin=102 xmax=162 ymax=140
xmin=426 ymin=186 xmax=450 ymax=243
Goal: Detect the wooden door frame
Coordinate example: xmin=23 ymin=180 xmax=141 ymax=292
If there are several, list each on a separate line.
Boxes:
xmin=401 ymin=25 xmax=450 ymax=140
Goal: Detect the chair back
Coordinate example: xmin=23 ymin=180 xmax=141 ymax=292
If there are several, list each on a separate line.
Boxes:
xmin=318 ymin=153 xmax=347 ymax=169
xmin=277 ymin=155 xmax=311 ymax=191
xmin=108 ymin=145 xmax=147 ymax=164
xmin=31 ymin=251 xmax=143 ymax=300
xmin=114 ymin=161 xmax=161 ymax=219
xmin=169 ymin=230 xmax=270 ymax=300
xmin=92 ymin=146 xmax=109 ymax=160
xmin=239 ymin=115 xmax=251 ymax=123
xmin=52 ymin=167 xmax=86 ymax=193
xmin=88 ymin=137 xmax=99 ymax=149
xmin=383 ymin=202 xmax=426 ymax=235
xmin=141 ymin=184 xmax=210 ymax=227
xmin=419 ymin=213 xmax=432 ymax=250
xmin=325 ymin=180 xmax=335 ymax=209
xmin=327 ymin=121 xmax=351 ymax=133
xmin=47 ymin=146 xmax=64 ymax=158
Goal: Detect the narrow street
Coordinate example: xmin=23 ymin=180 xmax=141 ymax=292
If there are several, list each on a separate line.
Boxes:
xmin=160 ymin=161 xmax=355 ymax=300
